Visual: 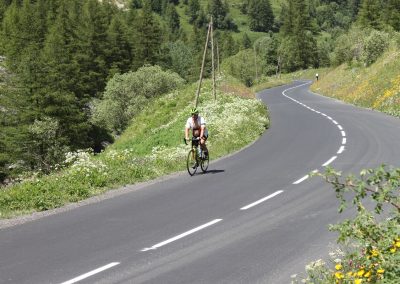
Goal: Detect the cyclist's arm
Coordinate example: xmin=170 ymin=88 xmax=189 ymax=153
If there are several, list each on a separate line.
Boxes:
xmin=185 ymin=127 xmax=190 ymax=140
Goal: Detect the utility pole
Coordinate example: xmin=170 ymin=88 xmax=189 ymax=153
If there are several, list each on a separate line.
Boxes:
xmin=211 ymin=16 xmax=216 ymax=100
xmin=254 ymin=44 xmax=258 ymax=81
xmin=195 ymin=22 xmax=211 ymax=107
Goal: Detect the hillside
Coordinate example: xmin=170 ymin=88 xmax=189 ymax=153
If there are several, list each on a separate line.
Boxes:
xmin=310 ymin=45 xmax=400 ymax=118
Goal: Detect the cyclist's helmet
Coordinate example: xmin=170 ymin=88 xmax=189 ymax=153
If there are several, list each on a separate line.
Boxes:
xmin=191 ymin=107 xmax=199 ymax=115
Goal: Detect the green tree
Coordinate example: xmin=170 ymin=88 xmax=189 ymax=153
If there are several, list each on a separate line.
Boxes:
xmin=164 ymin=3 xmax=180 ymax=40
xmin=106 ymin=14 xmax=132 ymax=77
xmin=133 ymin=1 xmax=162 ymax=69
xmin=357 ymin=0 xmax=382 ymax=29
xmin=187 ymin=0 xmax=200 ymax=24
xmin=248 ymin=0 xmax=274 ymax=32
xmin=207 ymin=0 xmax=237 ymax=30
xmin=279 ymin=0 xmax=318 ymax=70
xmin=382 ymin=0 xmax=400 ymax=31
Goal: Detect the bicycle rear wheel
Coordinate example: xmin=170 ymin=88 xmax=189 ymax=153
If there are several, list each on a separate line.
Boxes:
xmin=187 ymin=149 xmax=198 ymax=176
xmin=200 ymin=152 xmax=209 ymax=172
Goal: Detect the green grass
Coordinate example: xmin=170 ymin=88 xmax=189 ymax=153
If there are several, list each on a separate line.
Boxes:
xmin=0 ymin=76 xmax=269 ymax=219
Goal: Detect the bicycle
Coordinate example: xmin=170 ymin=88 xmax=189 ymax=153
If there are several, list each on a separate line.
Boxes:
xmin=184 ymin=137 xmax=209 ymax=176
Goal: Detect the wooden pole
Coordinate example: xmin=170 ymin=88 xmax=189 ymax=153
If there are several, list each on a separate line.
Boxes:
xmin=211 ymin=16 xmax=216 ymax=100
xmin=254 ymin=45 xmax=258 ymax=81
xmin=216 ymin=41 xmax=220 ymax=74
xmin=195 ymin=23 xmax=211 ymax=107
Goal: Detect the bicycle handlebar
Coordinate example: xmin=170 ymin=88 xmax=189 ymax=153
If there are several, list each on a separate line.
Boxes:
xmin=183 ymin=137 xmax=200 ymax=145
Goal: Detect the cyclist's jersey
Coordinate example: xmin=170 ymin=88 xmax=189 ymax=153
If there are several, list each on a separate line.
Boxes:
xmin=185 ymin=116 xmax=208 ymax=136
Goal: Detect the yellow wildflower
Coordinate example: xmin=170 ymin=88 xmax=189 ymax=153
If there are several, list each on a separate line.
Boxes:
xmin=335 ymin=264 xmax=343 ymax=270
xmin=354 ymin=279 xmax=362 ymax=284
xmin=347 ymin=271 xmax=353 ymax=277
xmin=395 ymin=241 xmax=400 ymax=248
xmin=377 ymin=268 xmax=385 ymax=274
xmin=335 ymin=272 xmax=344 ymax=279
xmin=364 ymin=271 xmax=371 ymax=278
xmin=371 ymin=249 xmax=379 ymax=257
xmin=390 ymin=247 xmax=396 ymax=253
xmin=357 ymin=269 xmax=365 ymax=277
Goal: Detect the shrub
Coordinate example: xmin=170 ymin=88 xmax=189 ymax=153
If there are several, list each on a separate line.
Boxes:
xmin=362 ymin=30 xmax=390 ymax=66
xmin=91 ymin=65 xmax=184 ymax=134
xmin=293 ymin=166 xmax=400 ymax=283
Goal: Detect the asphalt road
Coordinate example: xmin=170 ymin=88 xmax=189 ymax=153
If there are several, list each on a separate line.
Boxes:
xmin=1 ymin=81 xmax=399 ymax=284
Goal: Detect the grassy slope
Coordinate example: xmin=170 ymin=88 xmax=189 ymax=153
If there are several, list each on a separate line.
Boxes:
xmin=0 ymin=76 xmax=269 ymax=218
xmin=310 ymin=46 xmax=400 ymax=117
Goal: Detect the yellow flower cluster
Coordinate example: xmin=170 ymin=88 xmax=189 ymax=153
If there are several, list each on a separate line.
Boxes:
xmin=373 ymin=75 xmax=400 ymax=109
xmin=389 ymin=237 xmax=400 ymax=253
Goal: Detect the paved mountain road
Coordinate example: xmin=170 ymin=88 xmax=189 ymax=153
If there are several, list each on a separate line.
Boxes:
xmin=1 ymin=81 xmax=399 ymax=284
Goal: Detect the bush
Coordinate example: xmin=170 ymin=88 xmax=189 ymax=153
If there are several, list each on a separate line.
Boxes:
xmin=362 ymin=30 xmax=390 ymax=66
xmin=293 ymin=166 xmax=400 ymax=283
xmin=91 ymin=65 xmax=184 ymax=134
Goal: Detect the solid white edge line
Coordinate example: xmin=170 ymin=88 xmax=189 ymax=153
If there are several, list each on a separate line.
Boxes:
xmin=342 ymin=137 xmax=347 ymax=144
xmin=141 ymin=219 xmax=223 ymax=252
xmin=60 ymin=262 xmax=120 ymax=284
xmin=337 ymin=146 xmax=345 ymax=154
xmin=240 ymin=190 xmax=284 ymax=210
xmin=322 ymin=156 xmax=337 ymax=167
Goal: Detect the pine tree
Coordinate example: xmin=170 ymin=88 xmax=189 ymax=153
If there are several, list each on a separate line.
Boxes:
xmin=165 ymin=3 xmax=180 ymax=40
xmin=248 ymin=0 xmax=274 ymax=32
xmin=133 ymin=1 xmax=162 ymax=69
xmin=187 ymin=0 xmax=200 ymax=24
xmin=106 ymin=14 xmax=132 ymax=77
xmin=357 ymin=0 xmax=383 ymax=29
xmin=279 ymin=0 xmax=318 ymax=71
xmin=41 ymin=0 xmax=89 ymax=148
xmin=382 ymin=0 xmax=400 ymax=31
xmin=207 ymin=0 xmax=236 ymax=30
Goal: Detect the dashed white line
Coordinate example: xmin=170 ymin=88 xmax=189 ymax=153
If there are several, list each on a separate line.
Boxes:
xmin=293 ymin=170 xmax=318 ymax=185
xmin=337 ymin=146 xmax=345 ymax=154
xmin=342 ymin=138 xmax=347 ymax=144
xmin=322 ymin=156 xmax=337 ymax=167
xmin=341 ymin=131 xmax=346 ymax=137
xmin=293 ymin=175 xmax=309 ymax=184
xmin=60 ymin=262 xmax=120 ymax=284
xmin=141 ymin=219 xmax=223 ymax=252
xmin=338 ymin=125 xmax=343 ymax=130
xmin=332 ymin=120 xmax=338 ymax=125
xmin=240 ymin=190 xmax=284 ymax=210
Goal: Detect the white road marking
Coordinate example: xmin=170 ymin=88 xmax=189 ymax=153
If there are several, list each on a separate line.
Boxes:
xmin=322 ymin=156 xmax=337 ymax=167
xmin=341 ymin=131 xmax=346 ymax=137
xmin=240 ymin=190 xmax=284 ymax=210
xmin=141 ymin=219 xmax=223 ymax=252
xmin=293 ymin=175 xmax=309 ymax=184
xmin=60 ymin=262 xmax=120 ymax=284
xmin=332 ymin=120 xmax=338 ymax=125
xmin=293 ymin=170 xmax=318 ymax=185
xmin=337 ymin=146 xmax=345 ymax=154
xmin=338 ymin=125 xmax=343 ymax=130
xmin=342 ymin=138 xmax=347 ymax=144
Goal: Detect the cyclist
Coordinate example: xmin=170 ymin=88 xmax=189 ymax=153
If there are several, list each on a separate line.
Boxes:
xmin=185 ymin=107 xmax=208 ymax=158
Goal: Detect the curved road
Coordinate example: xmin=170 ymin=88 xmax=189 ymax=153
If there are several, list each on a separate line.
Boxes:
xmin=1 ymin=81 xmax=399 ymax=284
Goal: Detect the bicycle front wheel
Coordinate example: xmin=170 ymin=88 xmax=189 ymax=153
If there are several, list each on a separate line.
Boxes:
xmin=187 ymin=149 xmax=198 ymax=176
xmin=200 ymin=153 xmax=209 ymax=173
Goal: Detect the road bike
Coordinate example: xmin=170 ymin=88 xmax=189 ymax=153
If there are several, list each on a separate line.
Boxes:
xmin=184 ymin=137 xmax=209 ymax=176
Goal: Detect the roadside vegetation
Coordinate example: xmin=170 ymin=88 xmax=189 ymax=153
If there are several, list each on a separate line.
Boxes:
xmin=292 ymin=166 xmax=400 ymax=284
xmin=0 ymin=74 xmax=268 ymax=218
xmin=311 ymin=32 xmax=400 ymax=118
